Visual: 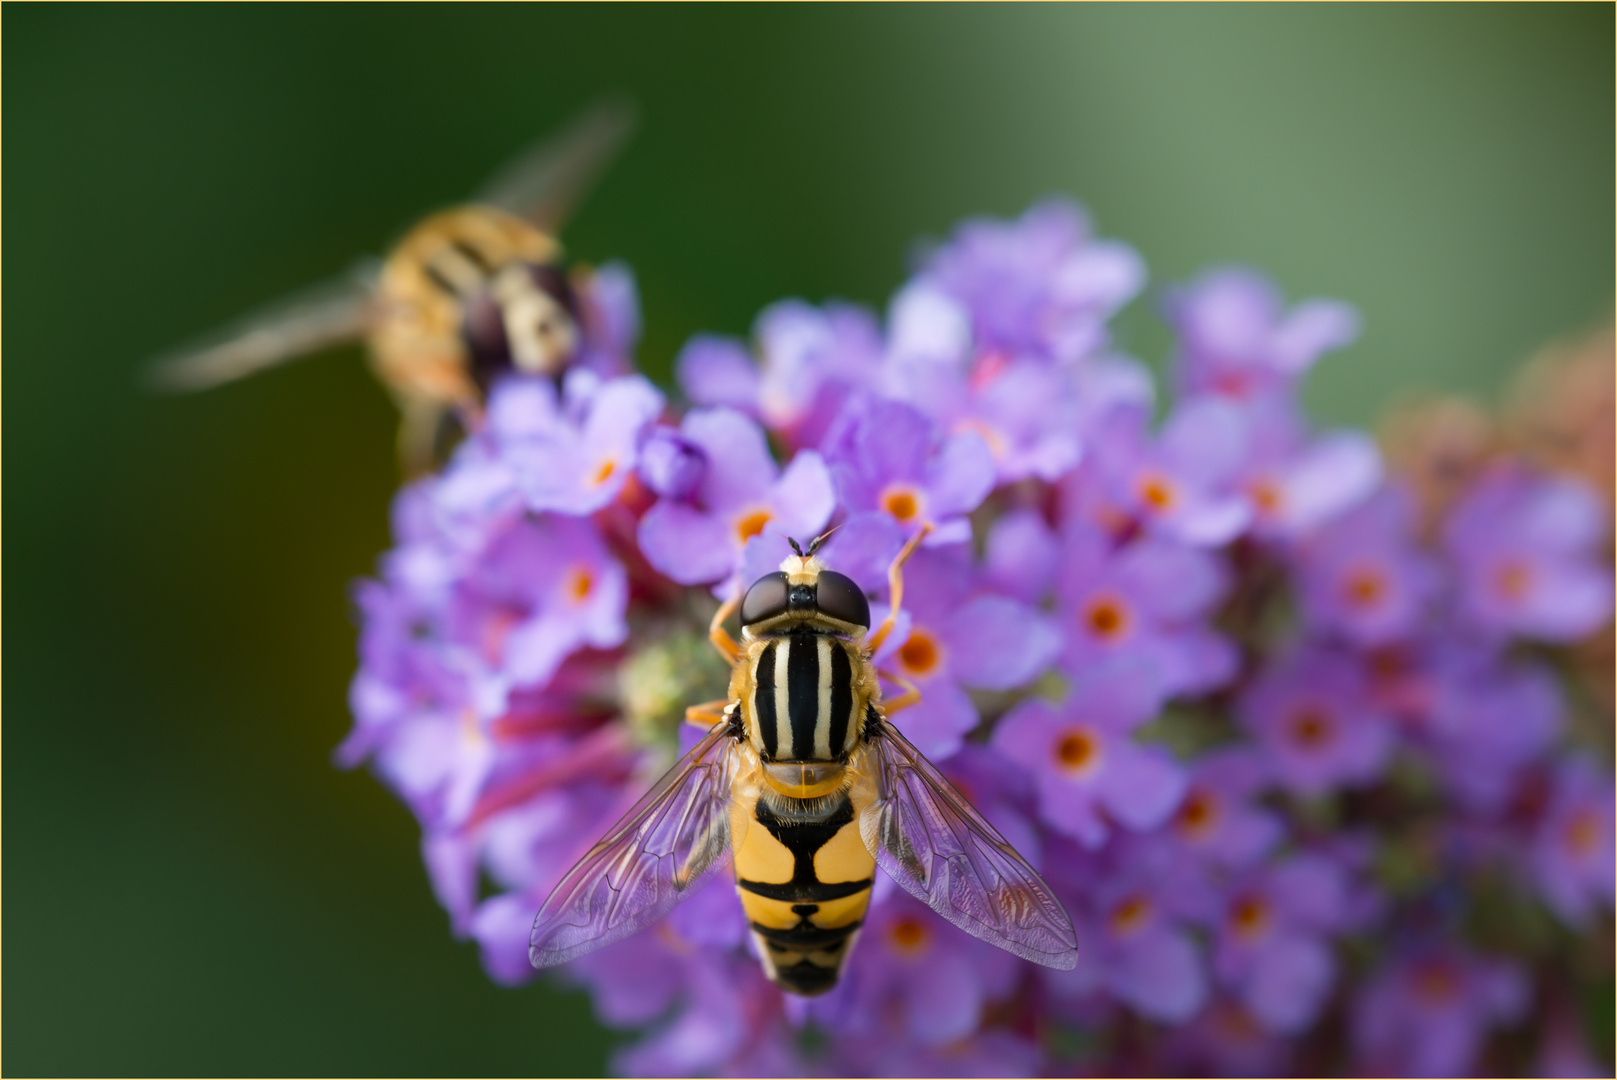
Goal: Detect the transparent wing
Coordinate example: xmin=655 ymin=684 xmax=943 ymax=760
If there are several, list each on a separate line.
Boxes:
xmin=474 ymin=95 xmax=637 ymax=231
xmin=146 ymin=260 xmax=379 ymax=392
xmin=856 ymin=718 xmax=1079 ymax=970
xmin=529 ymin=720 xmax=744 ymax=968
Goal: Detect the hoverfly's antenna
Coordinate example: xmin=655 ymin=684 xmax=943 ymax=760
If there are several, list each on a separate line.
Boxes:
xmin=786 ymin=536 xmax=806 ymax=557
xmin=804 ymin=524 xmax=843 ymax=557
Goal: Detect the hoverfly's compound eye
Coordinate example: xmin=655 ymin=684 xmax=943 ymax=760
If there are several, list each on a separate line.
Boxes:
xmin=815 ymin=570 xmax=870 ymax=629
xmin=740 ymin=572 xmax=791 ymax=627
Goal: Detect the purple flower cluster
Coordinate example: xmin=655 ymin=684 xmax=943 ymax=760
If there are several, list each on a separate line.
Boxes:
xmin=344 ymin=204 xmax=1615 ymax=1075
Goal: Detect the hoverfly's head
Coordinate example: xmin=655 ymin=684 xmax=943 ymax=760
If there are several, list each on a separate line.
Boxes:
xmin=462 ymin=261 xmax=581 ymax=394
xmin=738 ymin=531 xmax=870 ymax=637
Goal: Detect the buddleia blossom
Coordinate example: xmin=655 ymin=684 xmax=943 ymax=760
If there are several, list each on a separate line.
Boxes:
xmin=342 ymin=204 xmax=1615 ymax=1076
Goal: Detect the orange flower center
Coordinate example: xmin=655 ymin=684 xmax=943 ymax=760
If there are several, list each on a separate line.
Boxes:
xmin=1054 ymin=726 xmax=1102 ymax=775
xmin=897 ymin=629 xmax=942 ymax=677
xmin=1249 ymin=477 xmax=1284 ymax=517
xmin=1176 ymin=788 xmax=1220 ymax=838
xmin=880 ymin=485 xmax=924 ymax=525
xmin=887 ymin=916 xmax=930 ymax=955
xmin=1229 ymin=895 xmax=1271 ymax=939
xmin=1082 ymin=595 xmax=1131 ymax=641
xmin=1109 ymin=895 xmax=1152 ymax=935
xmin=1138 ymin=473 xmax=1177 ymax=512
xmin=564 ymin=567 xmax=594 ymax=604
xmin=1413 ymin=961 xmax=1459 ymax=1003
xmin=1566 ymin=810 xmax=1601 ymax=856
xmin=1343 ymin=566 xmax=1387 ymax=608
xmin=734 ymin=508 xmax=773 ymax=545
xmin=1495 ymin=560 xmax=1534 ymax=601
xmin=589 ymin=458 xmax=618 ymax=487
xmin=1288 ymin=706 xmax=1334 ymax=749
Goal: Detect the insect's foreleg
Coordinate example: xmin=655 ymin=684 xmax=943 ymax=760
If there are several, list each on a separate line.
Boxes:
xmin=708 ymin=592 xmax=742 ymax=664
xmin=684 ymin=698 xmax=734 ymax=730
xmin=876 ymin=670 xmax=922 ymax=716
xmin=866 ymin=523 xmax=934 ymax=655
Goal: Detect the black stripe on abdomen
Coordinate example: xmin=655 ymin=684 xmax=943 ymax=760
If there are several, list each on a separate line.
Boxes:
xmin=786 ymin=631 xmax=820 ymax=759
xmin=754 ymin=643 xmax=778 ymax=759
xmin=773 ymin=960 xmax=840 ymax=996
xmin=751 ymin=919 xmax=862 ymax=951
xmin=737 ymin=876 xmax=872 ymax=903
xmin=828 ymin=643 xmax=853 ymax=755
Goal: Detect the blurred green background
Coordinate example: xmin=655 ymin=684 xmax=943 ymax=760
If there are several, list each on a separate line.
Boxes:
xmin=7 ymin=5 xmax=1611 ymax=1074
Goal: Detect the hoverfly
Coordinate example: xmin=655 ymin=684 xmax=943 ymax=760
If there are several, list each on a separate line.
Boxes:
xmin=529 ymin=527 xmax=1079 ymax=995
xmin=148 ymin=98 xmax=634 ymax=473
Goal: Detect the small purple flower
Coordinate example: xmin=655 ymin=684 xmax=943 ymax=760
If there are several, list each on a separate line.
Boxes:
xmin=1083 ymin=397 xmax=1253 ymax=546
xmin=1165 ymin=746 xmax=1284 ymax=869
xmin=1443 ymin=464 xmax=1614 ymax=642
xmin=1352 ymin=942 xmax=1528 ymax=1076
xmin=677 ymin=299 xmax=884 ymax=449
xmin=823 ymin=397 xmax=995 ymax=546
xmin=1235 ymin=397 xmax=1383 ymax=540
xmin=1416 ymin=647 xmax=1562 ymax=814
xmin=1294 ymin=485 xmax=1441 ymax=646
xmin=451 ymin=513 xmax=629 ymax=706
xmin=920 ymin=199 xmax=1146 ymax=363
xmin=1166 ymin=267 xmax=1359 ymax=402
xmin=862 ymin=544 xmax=1059 ymax=759
xmin=889 ymin=350 xmax=1093 ymax=485
xmin=1207 ymin=851 xmax=1371 ymax=1034
xmin=1044 ymin=836 xmax=1211 ymax=1022
xmin=993 ymin=660 xmax=1186 ymax=847
xmin=1530 ymin=754 xmax=1616 ymax=927
xmin=1239 ymin=647 xmax=1394 ymax=796
xmin=434 ymin=372 xmax=663 ymax=526
xmin=1051 ymin=518 xmax=1236 ymax=704
xmin=636 ymin=407 xmax=835 ymax=585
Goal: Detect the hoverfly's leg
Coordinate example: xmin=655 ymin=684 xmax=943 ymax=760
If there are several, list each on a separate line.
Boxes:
xmin=876 ymin=670 xmax=923 ymax=716
xmin=684 ymin=698 xmax=734 ymax=730
xmin=866 ymin=523 xmax=935 ymax=656
xmin=708 ymin=592 xmax=742 ymax=665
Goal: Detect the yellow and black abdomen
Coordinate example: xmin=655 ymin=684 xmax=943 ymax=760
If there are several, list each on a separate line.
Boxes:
xmin=732 ymin=788 xmax=876 ymax=996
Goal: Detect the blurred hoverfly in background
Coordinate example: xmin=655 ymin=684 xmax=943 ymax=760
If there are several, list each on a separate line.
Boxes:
xmin=148 ymin=97 xmax=635 ymax=474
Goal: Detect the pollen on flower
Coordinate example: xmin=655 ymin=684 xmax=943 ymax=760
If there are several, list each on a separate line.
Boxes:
xmin=1286 ymin=705 xmax=1335 ymax=749
xmin=1412 ymin=959 xmax=1460 ymax=1003
xmin=897 ymin=629 xmax=942 ymax=677
xmin=1054 ymin=725 xmax=1103 ymax=776
xmin=879 ymin=485 xmax=924 ymax=525
xmin=589 ymin=458 xmax=618 ymax=486
xmin=1342 ymin=565 xmax=1388 ymax=609
xmin=887 ymin=915 xmax=931 ymax=956
xmin=1494 ymin=559 xmax=1534 ymax=602
xmin=1109 ymin=894 xmax=1153 ymax=935
xmin=1082 ymin=595 xmax=1131 ymax=641
xmin=1137 ymin=472 xmax=1178 ymax=512
xmin=1249 ymin=477 xmax=1285 ymax=517
xmin=564 ymin=566 xmax=595 ymax=604
xmin=1229 ymin=894 xmax=1272 ymax=940
xmin=734 ymin=508 xmax=773 ymax=544
xmin=1175 ymin=788 xmax=1220 ymax=838
xmin=1564 ymin=809 xmax=1601 ymax=857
